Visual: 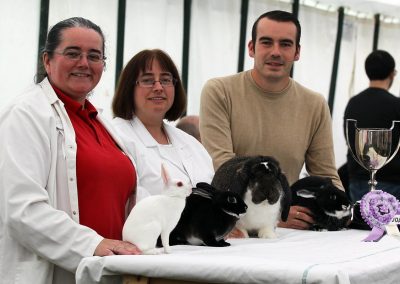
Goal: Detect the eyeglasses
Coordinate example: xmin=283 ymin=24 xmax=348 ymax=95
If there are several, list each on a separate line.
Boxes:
xmin=136 ymin=75 xmax=177 ymax=87
xmin=54 ymin=49 xmax=106 ymax=64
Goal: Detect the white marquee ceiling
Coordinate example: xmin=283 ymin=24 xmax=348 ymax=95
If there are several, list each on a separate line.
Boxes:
xmin=311 ymin=0 xmax=400 ymax=19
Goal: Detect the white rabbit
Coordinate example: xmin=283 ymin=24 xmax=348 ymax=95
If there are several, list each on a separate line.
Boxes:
xmin=123 ymin=165 xmax=192 ymax=254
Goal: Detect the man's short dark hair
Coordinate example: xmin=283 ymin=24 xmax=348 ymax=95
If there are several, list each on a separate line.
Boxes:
xmin=251 ymin=10 xmax=301 ymax=48
xmin=365 ymin=50 xmax=395 ymax=80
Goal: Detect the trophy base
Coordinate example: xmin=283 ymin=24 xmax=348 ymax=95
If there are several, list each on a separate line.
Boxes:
xmin=348 ymin=202 xmax=370 ymax=230
xmin=348 ymin=202 xmax=400 ymax=232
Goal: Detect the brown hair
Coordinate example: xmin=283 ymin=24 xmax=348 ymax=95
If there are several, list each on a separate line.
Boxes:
xmin=112 ymin=49 xmax=186 ymax=121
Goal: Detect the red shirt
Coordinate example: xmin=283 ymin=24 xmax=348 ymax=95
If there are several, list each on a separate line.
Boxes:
xmin=54 ymin=86 xmax=136 ymax=240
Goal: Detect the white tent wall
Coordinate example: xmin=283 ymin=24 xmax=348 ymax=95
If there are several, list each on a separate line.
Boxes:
xmin=187 ymin=0 xmax=240 ymax=114
xmin=0 ymin=0 xmax=40 ymax=107
xmin=294 ymin=6 xmax=338 ymax=101
xmin=1 ymin=0 xmax=400 ymax=172
xmin=123 ymin=0 xmax=184 ymax=82
xmin=379 ymin=21 xmax=400 ymax=97
xmin=352 ymin=17 xmax=374 ymax=96
xmin=332 ymin=15 xmax=374 ymax=168
xmin=332 ymin=15 xmax=359 ymax=169
xmin=187 ymin=0 xmax=241 ymax=115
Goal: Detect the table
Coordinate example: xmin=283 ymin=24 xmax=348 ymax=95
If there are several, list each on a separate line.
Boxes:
xmin=76 ymin=228 xmax=400 ymax=284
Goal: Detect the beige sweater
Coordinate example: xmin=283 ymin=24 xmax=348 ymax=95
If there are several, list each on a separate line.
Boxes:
xmin=200 ymin=70 xmax=342 ymax=188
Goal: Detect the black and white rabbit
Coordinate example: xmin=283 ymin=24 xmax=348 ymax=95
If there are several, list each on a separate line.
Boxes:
xmin=169 ymin=182 xmax=247 ymax=247
xmin=123 ymin=165 xmax=192 ymax=254
xmin=290 ymin=175 xmax=352 ymax=231
xmin=212 ymin=156 xmax=291 ymax=239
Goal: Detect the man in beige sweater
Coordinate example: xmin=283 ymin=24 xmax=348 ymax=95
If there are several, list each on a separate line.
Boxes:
xmin=200 ymin=10 xmax=342 ymax=230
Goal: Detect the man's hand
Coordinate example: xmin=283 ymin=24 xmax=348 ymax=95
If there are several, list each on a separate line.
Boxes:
xmin=278 ymin=206 xmax=315 ymax=230
xmin=225 ymin=227 xmax=246 ymax=239
xmin=94 ymin=238 xmax=141 ymax=256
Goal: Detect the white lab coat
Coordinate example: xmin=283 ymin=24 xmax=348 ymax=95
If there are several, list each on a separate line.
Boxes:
xmin=0 ymin=78 xmax=136 ymax=284
xmin=112 ymin=117 xmax=214 ymax=201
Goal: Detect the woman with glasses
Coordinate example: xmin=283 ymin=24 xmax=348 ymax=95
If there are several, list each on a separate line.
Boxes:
xmin=112 ymin=49 xmax=214 ymax=201
xmin=0 ymin=17 xmax=140 ymax=284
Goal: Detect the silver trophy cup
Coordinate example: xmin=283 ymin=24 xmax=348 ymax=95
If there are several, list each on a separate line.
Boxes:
xmin=345 ymin=119 xmax=400 ymax=191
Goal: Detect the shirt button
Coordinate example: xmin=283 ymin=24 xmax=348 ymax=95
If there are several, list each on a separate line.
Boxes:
xmin=73 ymin=211 xmax=77 ymax=215
xmin=69 ymin=177 xmax=74 ymax=181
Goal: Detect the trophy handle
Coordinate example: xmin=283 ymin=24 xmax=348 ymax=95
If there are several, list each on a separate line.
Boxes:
xmin=385 ymin=120 xmax=400 ymax=165
xmin=345 ymin=119 xmax=368 ymax=171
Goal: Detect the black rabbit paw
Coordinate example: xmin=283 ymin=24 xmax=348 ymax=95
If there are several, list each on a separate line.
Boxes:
xmin=204 ymin=238 xmax=231 ymax=247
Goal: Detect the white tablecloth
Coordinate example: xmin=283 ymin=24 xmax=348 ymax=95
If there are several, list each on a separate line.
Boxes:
xmin=76 ymin=228 xmax=400 ymax=284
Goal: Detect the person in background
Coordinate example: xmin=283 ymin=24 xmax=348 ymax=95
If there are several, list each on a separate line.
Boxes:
xmin=344 ymin=50 xmax=400 ymax=202
xmin=176 ymin=115 xmax=201 ymax=142
xmin=112 ymin=49 xmax=214 ymax=202
xmin=0 ymin=17 xmax=140 ymax=284
xmin=200 ymin=10 xmax=342 ymax=231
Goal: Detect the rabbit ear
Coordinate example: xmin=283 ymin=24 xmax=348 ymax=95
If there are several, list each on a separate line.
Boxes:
xmin=192 ymin=188 xmax=213 ymax=199
xmin=196 ymin=182 xmax=215 ymax=191
xmin=161 ymin=164 xmax=170 ymax=185
xmin=279 ymin=173 xmax=291 ymax=221
xmin=296 ymin=189 xmax=317 ymax=199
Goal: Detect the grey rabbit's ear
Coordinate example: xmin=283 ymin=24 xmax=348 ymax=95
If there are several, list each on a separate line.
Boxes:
xmin=192 ymin=188 xmax=213 ymax=199
xmin=237 ymin=165 xmax=249 ymax=180
xmin=296 ymin=189 xmax=317 ymax=199
xmin=229 ymin=166 xmax=250 ymax=194
xmin=279 ymin=173 xmax=291 ymax=222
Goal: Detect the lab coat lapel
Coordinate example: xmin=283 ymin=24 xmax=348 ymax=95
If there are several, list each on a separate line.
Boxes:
xmin=133 ymin=118 xmax=180 ymax=168
xmin=164 ymin=124 xmax=195 ymax=185
xmin=132 ymin=117 xmax=158 ymax=147
xmin=133 ymin=118 xmax=195 ymax=184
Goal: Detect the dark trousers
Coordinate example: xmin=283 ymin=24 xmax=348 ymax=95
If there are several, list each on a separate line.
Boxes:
xmin=349 ymin=178 xmax=400 ymax=202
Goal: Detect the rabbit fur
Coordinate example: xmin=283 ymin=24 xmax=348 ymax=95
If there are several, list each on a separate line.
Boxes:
xmin=169 ymin=182 xmax=248 ymax=247
xmin=291 ymin=175 xmax=352 ymax=231
xmin=212 ymin=156 xmax=291 ymax=239
xmin=122 ymin=165 xmax=192 ymax=254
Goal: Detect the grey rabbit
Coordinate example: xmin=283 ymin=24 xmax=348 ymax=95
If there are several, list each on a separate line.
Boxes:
xmin=290 ymin=175 xmax=352 ymax=231
xmin=212 ymin=156 xmax=291 ymax=239
xmin=168 ymin=182 xmax=247 ymax=247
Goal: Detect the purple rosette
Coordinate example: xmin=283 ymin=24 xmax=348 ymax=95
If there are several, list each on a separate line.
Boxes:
xmin=360 ymin=190 xmax=399 ymax=242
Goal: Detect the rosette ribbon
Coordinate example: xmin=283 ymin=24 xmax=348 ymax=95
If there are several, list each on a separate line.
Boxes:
xmin=360 ymin=190 xmax=399 ymax=242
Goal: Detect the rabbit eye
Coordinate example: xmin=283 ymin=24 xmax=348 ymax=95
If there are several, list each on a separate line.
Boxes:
xmin=177 ymin=182 xmax=183 ymax=187
xmin=228 ymin=196 xmax=237 ymax=203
